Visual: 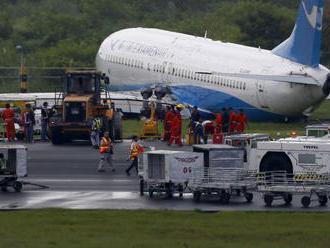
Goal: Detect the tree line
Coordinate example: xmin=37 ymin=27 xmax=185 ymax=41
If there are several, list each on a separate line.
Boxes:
xmin=0 ymin=0 xmax=329 ymax=68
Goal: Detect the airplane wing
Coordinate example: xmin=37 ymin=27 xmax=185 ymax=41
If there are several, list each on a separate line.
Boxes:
xmin=196 ymin=71 xmax=320 ymax=86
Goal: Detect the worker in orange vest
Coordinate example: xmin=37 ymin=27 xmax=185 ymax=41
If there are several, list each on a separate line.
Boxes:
xmin=163 ymin=106 xmax=174 ymax=142
xmin=2 ymin=103 xmax=15 ymax=142
xmin=236 ymin=109 xmax=248 ymax=133
xmin=97 ymin=131 xmax=115 ymax=172
xmin=214 ymin=112 xmax=223 ymax=134
xmin=168 ymin=106 xmax=183 ymax=146
xmin=126 ymin=135 xmax=144 ymax=176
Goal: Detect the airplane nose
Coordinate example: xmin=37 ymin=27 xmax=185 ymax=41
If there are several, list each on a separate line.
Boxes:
xmin=322 ymin=74 xmax=330 ymax=96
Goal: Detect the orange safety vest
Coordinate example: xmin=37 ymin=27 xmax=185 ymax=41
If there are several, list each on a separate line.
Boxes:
xmin=130 ymin=143 xmax=144 ymax=160
xmin=99 ymin=137 xmax=112 ymax=154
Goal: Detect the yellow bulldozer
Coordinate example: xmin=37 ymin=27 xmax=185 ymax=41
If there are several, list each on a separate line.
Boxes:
xmin=49 ymin=70 xmax=122 ymax=145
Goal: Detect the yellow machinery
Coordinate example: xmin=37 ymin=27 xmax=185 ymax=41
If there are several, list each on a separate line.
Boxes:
xmin=49 ymin=70 xmax=122 ymax=144
xmin=141 ymin=102 xmax=160 ymax=139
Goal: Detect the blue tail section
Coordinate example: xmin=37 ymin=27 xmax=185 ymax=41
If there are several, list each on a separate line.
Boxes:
xmin=272 ymin=0 xmax=324 ymax=67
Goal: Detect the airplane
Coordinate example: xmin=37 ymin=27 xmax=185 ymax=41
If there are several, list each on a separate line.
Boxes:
xmin=96 ymin=0 xmax=330 ymax=121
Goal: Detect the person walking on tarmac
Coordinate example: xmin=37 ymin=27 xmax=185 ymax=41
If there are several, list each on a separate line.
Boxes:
xmin=2 ymin=103 xmax=16 ymax=142
xmin=97 ymin=131 xmax=115 ymax=172
xmin=163 ymin=106 xmax=174 ymax=142
xmin=23 ymin=104 xmax=35 ymax=143
xmin=90 ymin=116 xmax=102 ymax=149
xmin=194 ymin=119 xmax=204 ymax=144
xmin=126 ymin=135 xmax=144 ymax=176
xmin=236 ymin=109 xmax=248 ymax=133
xmin=41 ymin=102 xmax=50 ymax=142
xmin=168 ymin=106 xmax=183 ymax=146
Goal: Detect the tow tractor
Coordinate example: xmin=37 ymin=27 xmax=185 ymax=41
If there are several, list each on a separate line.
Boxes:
xmin=49 ymin=70 xmax=122 ymax=144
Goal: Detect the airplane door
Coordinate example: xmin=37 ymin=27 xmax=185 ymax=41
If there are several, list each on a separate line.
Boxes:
xmin=256 ymin=82 xmax=269 ymax=109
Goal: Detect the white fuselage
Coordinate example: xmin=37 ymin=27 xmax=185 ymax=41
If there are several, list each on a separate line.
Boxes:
xmin=96 ymin=28 xmax=329 ymax=121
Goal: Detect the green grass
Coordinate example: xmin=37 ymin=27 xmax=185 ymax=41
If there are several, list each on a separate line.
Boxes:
xmin=0 ymin=209 xmax=330 ymax=248
xmin=123 ymin=100 xmax=330 ymax=139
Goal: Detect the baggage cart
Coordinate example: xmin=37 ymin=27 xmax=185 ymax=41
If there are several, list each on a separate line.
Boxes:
xmin=257 ymin=171 xmax=330 ymax=208
xmin=140 ymin=150 xmax=203 ymax=198
xmin=191 ymin=144 xmax=255 ymax=203
xmin=190 ymin=167 xmax=256 ymax=203
xmin=0 ymin=145 xmax=27 ymax=192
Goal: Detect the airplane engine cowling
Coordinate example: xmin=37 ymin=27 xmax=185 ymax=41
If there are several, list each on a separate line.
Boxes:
xmin=154 ymin=86 xmax=167 ymax=100
xmin=141 ymin=88 xmax=153 ymax=100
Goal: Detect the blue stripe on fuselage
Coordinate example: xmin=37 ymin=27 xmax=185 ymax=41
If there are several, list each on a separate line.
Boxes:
xmin=110 ymin=83 xmax=301 ymax=121
xmin=170 ymin=85 xmax=293 ymax=122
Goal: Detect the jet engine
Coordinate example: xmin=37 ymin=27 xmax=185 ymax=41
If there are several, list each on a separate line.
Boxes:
xmin=323 ymin=74 xmax=330 ymax=96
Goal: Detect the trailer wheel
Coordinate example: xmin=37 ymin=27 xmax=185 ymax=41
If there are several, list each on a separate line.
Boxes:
xmin=51 ymin=130 xmax=64 ymax=145
xmin=301 ymin=196 xmax=311 ymax=208
xmin=1 ymin=186 xmax=7 ymax=192
xmin=284 ymin=193 xmax=293 ymax=205
xmin=264 ymin=194 xmax=273 ymax=207
xmin=139 ymin=180 xmax=144 ymax=196
xmin=193 ymin=191 xmax=201 ymax=202
xmin=245 ymin=193 xmax=253 ymax=203
xmin=178 ymin=184 xmax=184 ymax=198
xmin=13 ymin=181 xmax=22 ymax=192
xmin=148 ymin=189 xmax=154 ymax=198
xmin=221 ymin=192 xmax=231 ymax=204
xmin=319 ymin=195 xmax=328 ymax=206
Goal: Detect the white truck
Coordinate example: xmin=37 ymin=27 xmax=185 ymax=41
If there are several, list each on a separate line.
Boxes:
xmin=249 ymin=138 xmax=330 ymax=174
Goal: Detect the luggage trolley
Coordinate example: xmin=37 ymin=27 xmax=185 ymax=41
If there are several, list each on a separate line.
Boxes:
xmin=140 ymin=150 xmax=203 ymax=198
xmin=190 ymin=144 xmax=256 ymax=203
xmin=0 ymin=145 xmax=27 ymax=192
xmin=257 ymin=171 xmax=330 ymax=208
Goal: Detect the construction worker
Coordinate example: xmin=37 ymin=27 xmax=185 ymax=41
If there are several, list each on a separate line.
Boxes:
xmin=90 ymin=116 xmax=102 ymax=149
xmin=229 ymin=107 xmax=237 ymax=134
xmin=214 ymin=111 xmax=223 ymax=134
xmin=168 ymin=106 xmax=183 ymax=146
xmin=41 ymin=102 xmax=49 ymax=142
xmin=163 ymin=106 xmax=174 ymax=141
xmin=126 ymin=135 xmax=144 ymax=176
xmin=236 ymin=109 xmax=248 ymax=133
xmin=97 ymin=131 xmax=115 ymax=172
xmin=2 ymin=103 xmax=16 ymax=142
xmin=23 ymin=104 xmax=35 ymax=143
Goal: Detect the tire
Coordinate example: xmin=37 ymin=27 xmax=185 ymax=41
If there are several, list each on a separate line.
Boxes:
xmin=193 ymin=191 xmax=201 ymax=202
xmin=245 ymin=193 xmax=253 ymax=203
xmin=1 ymin=186 xmax=7 ymax=192
xmin=221 ymin=192 xmax=231 ymax=204
xmin=284 ymin=193 xmax=293 ymax=205
xmin=319 ymin=195 xmax=328 ymax=206
xmin=51 ymin=130 xmax=64 ymax=145
xmin=148 ymin=189 xmax=154 ymax=198
xmin=113 ymin=112 xmax=123 ymax=140
xmin=301 ymin=196 xmax=311 ymax=208
xmin=139 ymin=180 xmax=144 ymax=196
xmin=264 ymin=194 xmax=273 ymax=207
xmin=13 ymin=181 xmax=22 ymax=192
xmin=178 ymin=185 xmax=184 ymax=198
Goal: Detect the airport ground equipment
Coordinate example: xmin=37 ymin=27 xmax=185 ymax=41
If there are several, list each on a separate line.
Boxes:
xmin=224 ymin=133 xmax=270 ymax=165
xmin=249 ymin=138 xmax=330 ymax=175
xmin=305 ymin=123 xmax=330 ymax=138
xmin=0 ymin=145 xmax=27 ymax=192
xmin=49 ymin=70 xmax=122 ymax=144
xmin=190 ymin=167 xmax=256 ymax=203
xmin=257 ymin=171 xmax=330 ymax=208
xmin=139 ymin=150 xmax=203 ymax=198
xmin=141 ymin=102 xmax=160 ymax=139
xmin=191 ymin=144 xmax=255 ymax=203
xmin=193 ymin=144 xmax=245 ymax=169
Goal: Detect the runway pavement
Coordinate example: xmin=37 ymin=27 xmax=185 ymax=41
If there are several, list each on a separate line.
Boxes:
xmin=1 ymin=140 xmax=330 ymax=211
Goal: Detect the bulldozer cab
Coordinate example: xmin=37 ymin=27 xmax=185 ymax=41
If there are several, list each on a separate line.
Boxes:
xmin=64 ymin=71 xmax=101 ymax=104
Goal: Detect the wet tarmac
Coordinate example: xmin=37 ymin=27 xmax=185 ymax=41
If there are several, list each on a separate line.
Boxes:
xmin=1 ymin=140 xmax=330 ymax=211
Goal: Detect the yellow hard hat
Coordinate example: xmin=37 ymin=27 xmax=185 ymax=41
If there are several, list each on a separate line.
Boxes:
xmin=176 ymin=104 xmax=185 ymax=109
